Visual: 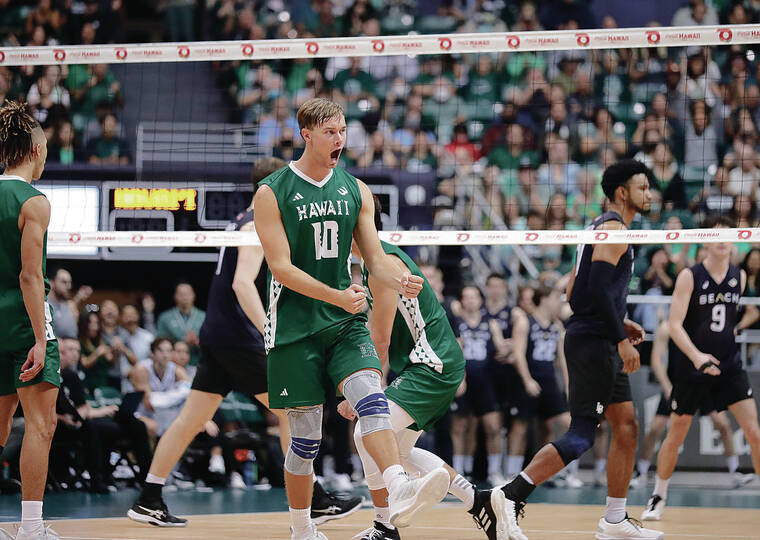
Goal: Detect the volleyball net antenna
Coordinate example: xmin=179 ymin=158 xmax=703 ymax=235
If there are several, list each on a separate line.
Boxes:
xmin=3 ymin=25 xmax=760 ymax=279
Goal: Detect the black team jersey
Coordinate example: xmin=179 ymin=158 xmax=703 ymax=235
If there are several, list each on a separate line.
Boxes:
xmin=566 ymin=211 xmax=633 ymax=339
xmin=671 ymin=263 xmax=742 ymax=381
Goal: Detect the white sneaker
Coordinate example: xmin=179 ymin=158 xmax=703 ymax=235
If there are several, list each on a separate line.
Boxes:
xmin=490 ymin=489 xmax=528 ymax=540
xmin=388 ymin=467 xmax=449 ymax=528
xmin=291 ymin=523 xmax=328 ymax=540
xmin=208 ymin=454 xmax=225 ymax=474
xmin=732 ymin=472 xmax=755 ymax=489
xmin=229 ymin=471 xmax=246 ymax=489
xmin=1 ymin=525 xmax=60 ymax=540
xmin=487 ymin=472 xmax=508 ymax=488
xmin=564 ymin=473 xmax=584 ymax=488
xmin=596 ymin=515 xmax=664 ymax=539
xmin=640 ymin=495 xmax=666 ymax=521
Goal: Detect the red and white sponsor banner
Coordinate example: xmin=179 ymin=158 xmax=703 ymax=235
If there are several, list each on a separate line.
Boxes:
xmin=48 ymin=228 xmax=760 ymax=248
xmin=3 ymin=25 xmax=760 ymax=66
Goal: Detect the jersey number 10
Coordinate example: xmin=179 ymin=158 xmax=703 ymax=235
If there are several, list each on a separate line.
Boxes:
xmin=312 ymin=221 xmax=339 ymax=260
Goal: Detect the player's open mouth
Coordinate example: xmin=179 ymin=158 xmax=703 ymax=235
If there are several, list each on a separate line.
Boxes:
xmin=331 ymin=149 xmax=342 ymax=160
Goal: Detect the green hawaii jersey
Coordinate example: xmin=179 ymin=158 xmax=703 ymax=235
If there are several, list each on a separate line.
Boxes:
xmin=259 ymin=163 xmax=366 ymax=349
xmin=0 ymin=175 xmax=54 ymax=351
xmin=362 ymin=241 xmax=465 ymax=376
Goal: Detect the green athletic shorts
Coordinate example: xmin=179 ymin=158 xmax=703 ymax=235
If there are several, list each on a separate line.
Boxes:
xmin=267 ymin=318 xmax=381 ymax=409
xmin=385 ymin=361 xmax=464 ymax=432
xmin=0 ymin=340 xmax=61 ymax=396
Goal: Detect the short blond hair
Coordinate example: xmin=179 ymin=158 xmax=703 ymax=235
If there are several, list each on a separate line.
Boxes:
xmin=297 ymin=98 xmax=344 ymax=131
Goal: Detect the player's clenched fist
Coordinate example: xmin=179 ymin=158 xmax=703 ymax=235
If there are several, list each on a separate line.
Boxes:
xmin=400 ymin=272 xmax=424 ymax=298
xmin=337 ymin=283 xmax=366 ymax=314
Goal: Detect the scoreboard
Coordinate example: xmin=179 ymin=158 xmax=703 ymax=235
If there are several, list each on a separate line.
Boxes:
xmin=43 ymin=180 xmax=398 ymax=261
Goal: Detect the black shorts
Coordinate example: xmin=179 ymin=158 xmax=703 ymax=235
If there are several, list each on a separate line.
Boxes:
xmin=655 ymin=390 xmax=716 ymax=417
xmin=670 ymin=370 xmax=754 ymax=416
xmin=565 ymin=333 xmax=632 ymax=418
xmin=511 ymin=374 xmax=568 ymax=420
xmin=191 ymin=345 xmax=268 ymax=398
xmin=451 ymin=363 xmax=499 ymax=417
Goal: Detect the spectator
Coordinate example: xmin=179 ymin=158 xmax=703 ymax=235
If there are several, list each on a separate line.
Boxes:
xmin=552 ymin=54 xmax=583 ymax=96
xmin=463 ymin=54 xmax=499 ymax=104
xmin=357 ymin=130 xmax=400 ymax=169
xmin=121 ymin=305 xmax=154 ymax=367
xmin=156 ymin=282 xmax=205 ymax=368
xmin=54 ymin=338 xmax=151 ymax=492
xmin=100 ymin=299 xmax=137 ymax=390
xmin=487 ymin=123 xmax=538 ymax=171
xmin=421 ymin=76 xmax=466 ymax=144
xmin=728 ymin=145 xmax=760 ymax=198
xmin=172 ymin=340 xmax=191 ymax=369
xmin=500 ymin=157 xmax=549 ymax=215
xmin=567 ymin=166 xmax=603 ymax=225
xmin=26 ymin=66 xmax=70 ymax=111
xmin=47 ymin=268 xmax=91 ymax=339
xmin=331 ymin=56 xmax=376 ymax=97
xmin=86 ymin=113 xmax=130 ymax=165
xmin=690 ymin=166 xmax=735 ymax=219
xmin=130 ymin=337 xmax=190 ymax=437
xmin=444 ymin=123 xmax=480 ymax=163
xmin=67 ymin=63 xmax=123 ymax=131
xmin=78 ymin=310 xmax=115 ymax=392
xmin=683 ymin=99 xmax=718 ymax=172
xmin=165 ymin=0 xmax=195 ymax=42
xmin=651 ymin=142 xmax=686 ymax=209
xmin=537 ymin=134 xmax=580 ymax=195
xmin=404 ymin=131 xmax=438 ymax=173
xmin=47 ymin=120 xmax=83 ymax=164
xmin=672 ymin=0 xmax=719 ymax=26
xmin=255 ymin=96 xmax=299 ymax=154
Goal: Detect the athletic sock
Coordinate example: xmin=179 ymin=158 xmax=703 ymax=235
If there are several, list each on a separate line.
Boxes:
xmin=501 ymin=472 xmax=535 ymax=502
xmin=604 ymin=496 xmax=626 ymax=524
xmin=653 ymin=475 xmax=670 ymax=499
xmin=506 ymin=455 xmax=523 ymax=476
xmin=382 ymin=465 xmax=408 ymax=494
xmin=487 ymin=454 xmax=502 ymax=476
xmin=351 ymin=454 xmax=363 ymax=475
xmin=374 ymin=506 xmax=394 ymax=529
xmin=140 ymin=477 xmax=165 ymax=503
xmin=453 ymin=455 xmax=465 ymax=476
xmin=289 ymin=507 xmax=312 ymax=536
xmin=566 ymin=459 xmax=579 ymax=475
xmin=637 ymin=459 xmax=651 ymax=477
xmin=727 ymin=454 xmax=739 ymax=474
xmin=449 ymin=474 xmax=475 ymax=510
xmin=20 ymin=500 xmax=43 ymax=535
xmin=463 ymin=455 xmax=474 ymax=476
xmin=594 ymin=458 xmax=606 ymax=475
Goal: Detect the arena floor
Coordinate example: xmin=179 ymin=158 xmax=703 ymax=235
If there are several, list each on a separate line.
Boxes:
xmin=1 ymin=471 xmax=758 ymax=539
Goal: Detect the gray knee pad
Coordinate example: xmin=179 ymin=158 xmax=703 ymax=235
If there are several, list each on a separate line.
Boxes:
xmin=284 ymin=406 xmax=323 ymax=476
xmin=342 ymin=370 xmax=392 ymax=436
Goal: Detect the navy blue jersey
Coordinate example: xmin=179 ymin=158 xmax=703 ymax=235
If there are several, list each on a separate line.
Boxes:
xmin=565 ymin=211 xmax=633 ymax=339
xmin=485 ymin=305 xmax=513 ymax=338
xmin=199 ymin=210 xmax=266 ymax=350
xmin=526 ymin=315 xmax=560 ymax=379
xmin=454 ymin=314 xmax=495 ymax=365
xmin=671 ymin=263 xmax=742 ymax=381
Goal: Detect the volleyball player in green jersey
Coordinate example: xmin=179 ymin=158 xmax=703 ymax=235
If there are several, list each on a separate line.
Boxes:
xmin=254 ymin=98 xmax=450 ymax=540
xmin=0 ymin=101 xmax=60 ymax=540
xmin=338 ymin=202 xmax=526 ymax=540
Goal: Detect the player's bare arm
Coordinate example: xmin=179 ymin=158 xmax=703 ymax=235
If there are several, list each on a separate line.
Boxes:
xmin=353 ymin=180 xmax=423 ymax=299
xmin=591 ymin=219 xmax=640 ymax=373
xmin=511 ymin=308 xmax=541 ymax=397
xmin=367 ymin=260 xmax=404 ymax=378
xmin=231 ymin=221 xmax=268 ymax=334
xmin=18 ymin=194 xmax=51 ymax=382
xmin=669 ymin=268 xmax=720 ymax=376
xmin=650 ymin=320 xmax=673 ymax=397
xmin=253 ymin=185 xmax=365 ymax=314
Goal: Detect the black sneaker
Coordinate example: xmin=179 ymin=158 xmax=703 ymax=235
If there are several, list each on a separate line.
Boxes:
xmin=355 ymin=521 xmax=402 ymax=540
xmin=127 ymin=498 xmax=188 ymax=527
xmin=311 ymin=480 xmax=364 ymax=525
xmin=468 ymin=488 xmax=498 ymax=540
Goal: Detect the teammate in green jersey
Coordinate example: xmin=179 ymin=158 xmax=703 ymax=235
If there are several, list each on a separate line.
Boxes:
xmin=0 ymin=101 xmax=60 ymax=540
xmin=339 ymin=200 xmax=526 ymax=540
xmin=254 ymin=98 xmax=450 ymax=540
